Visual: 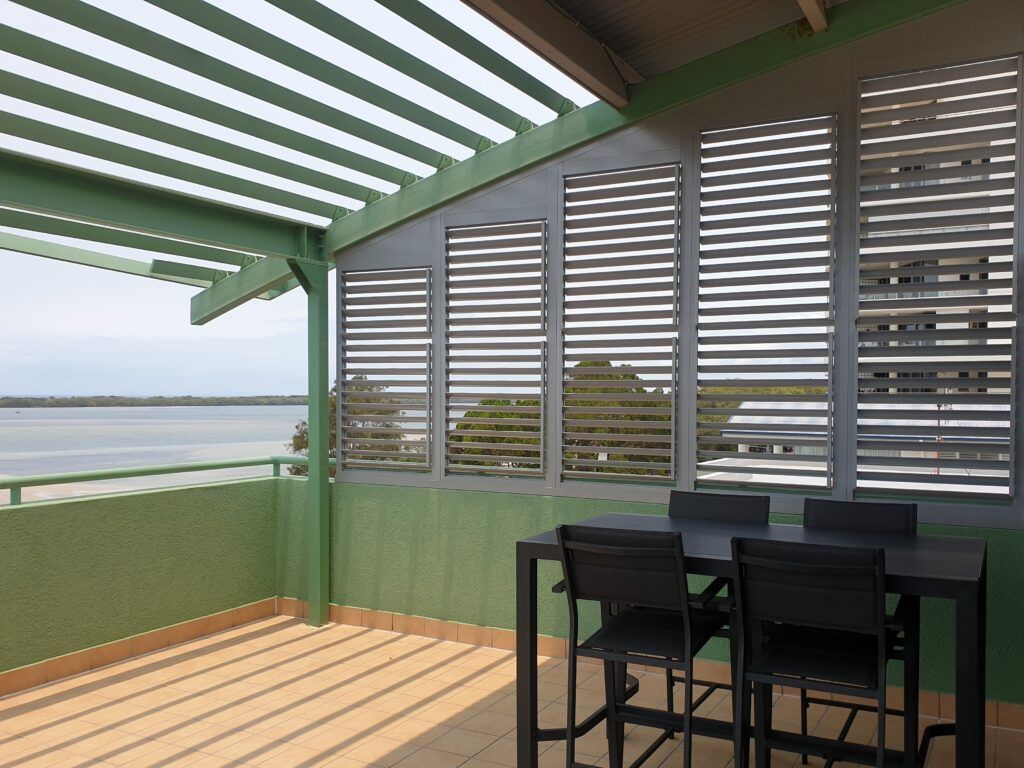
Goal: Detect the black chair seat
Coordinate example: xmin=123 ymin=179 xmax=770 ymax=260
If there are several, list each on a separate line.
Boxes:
xmin=581 ymin=608 xmax=727 ymax=661
xmin=751 ymin=625 xmax=898 ymax=690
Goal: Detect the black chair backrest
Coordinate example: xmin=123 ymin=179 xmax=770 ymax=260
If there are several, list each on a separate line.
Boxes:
xmin=732 ymin=537 xmax=886 ymax=636
xmin=556 ymin=525 xmax=689 ymax=614
xmin=803 ymin=498 xmax=917 ymax=535
xmin=669 ymin=489 xmax=769 ymax=524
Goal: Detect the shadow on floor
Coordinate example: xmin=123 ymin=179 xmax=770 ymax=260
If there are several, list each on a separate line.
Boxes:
xmin=0 ymin=617 xmax=1013 ymax=767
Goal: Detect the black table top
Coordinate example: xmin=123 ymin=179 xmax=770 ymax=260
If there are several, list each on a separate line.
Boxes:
xmin=521 ymin=513 xmax=987 ymax=598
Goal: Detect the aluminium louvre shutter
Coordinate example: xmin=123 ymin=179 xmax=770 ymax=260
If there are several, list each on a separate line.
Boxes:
xmin=856 ymin=57 xmax=1018 ymax=498
xmin=697 ymin=115 xmax=837 ymax=490
xmin=339 ymin=268 xmax=432 ymax=470
xmin=561 ymin=164 xmax=681 ymax=482
xmin=444 ymin=221 xmax=547 ymax=476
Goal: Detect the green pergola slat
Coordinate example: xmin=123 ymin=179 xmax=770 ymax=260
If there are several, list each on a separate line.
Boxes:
xmin=0 ymin=205 xmax=251 ymax=267
xmin=325 ymin=0 xmax=967 ymax=256
xmin=0 ymin=153 xmax=315 ymax=259
xmin=0 ymin=69 xmax=379 ymax=208
xmin=0 ymin=230 xmax=208 ymax=287
xmin=264 ymin=0 xmax=533 ymax=136
xmin=145 ymin=0 xmax=488 ymax=155
xmin=149 ymin=259 xmax=226 ymax=283
xmin=195 ymin=0 xmax=966 ymax=324
xmin=13 ymin=0 xmax=450 ymax=172
xmin=1 ymin=112 xmax=343 ymax=221
xmin=375 ymin=0 xmax=576 ymax=116
xmin=0 ymin=26 xmax=412 ymax=189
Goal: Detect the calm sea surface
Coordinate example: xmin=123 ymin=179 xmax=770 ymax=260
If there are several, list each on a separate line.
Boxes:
xmin=0 ymin=405 xmax=307 ymax=501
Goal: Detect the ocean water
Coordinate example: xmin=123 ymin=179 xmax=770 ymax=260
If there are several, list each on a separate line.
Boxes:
xmin=0 ymin=405 xmax=308 ymax=501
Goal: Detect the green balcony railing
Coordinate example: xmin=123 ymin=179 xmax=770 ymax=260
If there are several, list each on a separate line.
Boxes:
xmin=0 ymin=455 xmax=337 ymax=506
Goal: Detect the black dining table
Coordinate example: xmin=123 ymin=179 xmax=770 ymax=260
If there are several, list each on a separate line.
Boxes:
xmin=516 ymin=513 xmax=987 ymax=767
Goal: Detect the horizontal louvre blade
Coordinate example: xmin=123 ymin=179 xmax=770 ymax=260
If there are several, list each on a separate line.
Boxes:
xmin=562 ymin=164 xmax=680 ymax=481
xmin=856 ymin=57 xmax=1018 ymax=497
xmin=445 ymin=220 xmax=547 ymax=477
xmin=340 ymin=268 xmax=431 ymax=470
xmin=698 ymin=114 xmax=836 ymax=490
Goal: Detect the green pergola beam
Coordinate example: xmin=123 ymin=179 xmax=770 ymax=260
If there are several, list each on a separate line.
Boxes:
xmin=374 ymin=0 xmax=576 ymax=116
xmin=191 ymin=255 xmax=300 ymax=325
xmin=0 ymin=205 xmax=254 ymax=267
xmin=2 ymin=113 xmax=344 ymax=222
xmin=145 ymin=0 xmax=489 ymax=155
xmin=0 ymin=26 xmax=412 ymax=188
xmin=0 ymin=230 xmax=208 ymax=288
xmin=325 ymin=0 xmax=966 ymax=256
xmin=0 ymin=153 xmax=317 ymax=259
xmin=14 ymin=0 xmax=449 ymax=172
xmin=264 ymin=0 xmax=533 ymax=136
xmin=0 ymin=70 xmax=382 ymax=208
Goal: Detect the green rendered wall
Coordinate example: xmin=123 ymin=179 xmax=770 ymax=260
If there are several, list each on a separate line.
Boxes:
xmin=0 ymin=478 xmax=278 ymax=672
xmin=290 ymin=480 xmax=1024 ymax=704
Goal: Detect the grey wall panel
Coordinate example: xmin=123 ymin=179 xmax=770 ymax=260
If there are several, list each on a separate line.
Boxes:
xmin=336 ymin=0 xmax=1024 ymax=527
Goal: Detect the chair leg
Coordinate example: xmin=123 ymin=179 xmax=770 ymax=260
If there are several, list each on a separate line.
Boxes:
xmin=565 ymin=649 xmax=578 ymax=768
xmin=903 ymin=598 xmax=921 ymax=768
xmin=665 ymin=667 xmax=677 ymax=740
xmin=682 ymin=664 xmax=694 ymax=768
xmin=877 ymin=693 xmax=887 ymax=768
xmin=800 ymin=687 xmax=809 ymax=765
xmin=666 ymin=667 xmax=675 ymax=712
xmin=603 ymin=659 xmax=624 ymax=768
xmin=734 ymin=662 xmax=750 ymax=768
xmin=753 ymin=682 xmax=772 ymax=768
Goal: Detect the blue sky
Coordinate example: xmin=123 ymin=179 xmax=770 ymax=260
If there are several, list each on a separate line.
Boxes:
xmin=0 ymin=251 xmax=335 ymax=396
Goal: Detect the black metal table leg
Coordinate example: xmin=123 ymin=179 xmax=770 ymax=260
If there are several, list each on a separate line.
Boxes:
xmin=516 ymin=544 xmax=539 ymax=768
xmin=954 ymin=556 xmax=987 ymax=767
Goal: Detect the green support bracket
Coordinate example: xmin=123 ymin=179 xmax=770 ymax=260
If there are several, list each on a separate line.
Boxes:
xmin=557 ymin=97 xmax=579 ymax=117
xmin=514 ymin=116 xmax=536 ymax=135
xmin=474 ymin=137 xmax=497 ymax=154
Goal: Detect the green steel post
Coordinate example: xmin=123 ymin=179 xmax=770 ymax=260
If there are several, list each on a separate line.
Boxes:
xmin=272 ymin=460 xmax=281 ymax=478
xmin=297 ymin=259 xmax=331 ymax=627
xmin=10 ymin=487 xmax=21 ymax=506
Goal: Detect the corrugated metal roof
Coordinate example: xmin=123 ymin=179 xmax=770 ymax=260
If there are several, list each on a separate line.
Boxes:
xmin=551 ymin=0 xmax=847 ymax=78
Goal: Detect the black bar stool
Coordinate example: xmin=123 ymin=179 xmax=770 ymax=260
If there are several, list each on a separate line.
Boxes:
xmin=665 ymin=491 xmax=769 ymax=719
xmin=802 ymin=498 xmax=920 ymax=767
xmin=556 ymin=524 xmax=727 ymax=768
xmin=731 ymin=537 xmax=901 ymax=768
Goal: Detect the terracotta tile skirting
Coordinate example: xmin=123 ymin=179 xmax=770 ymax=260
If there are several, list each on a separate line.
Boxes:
xmin=4 ymin=594 xmax=1023 ymax=732
xmin=320 ymin=601 xmax=1024 ymax=732
xmin=0 ymin=597 xmax=276 ymax=698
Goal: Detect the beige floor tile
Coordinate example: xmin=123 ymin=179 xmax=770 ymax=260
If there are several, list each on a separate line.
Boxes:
xmin=0 ymin=618 xmax=1017 ymax=768
xmin=427 ymin=726 xmax=499 ymax=757
xmin=392 ymin=747 xmax=468 ymax=767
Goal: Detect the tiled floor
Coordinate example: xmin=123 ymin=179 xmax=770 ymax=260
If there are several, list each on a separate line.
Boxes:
xmin=0 ymin=617 xmax=1017 ymax=767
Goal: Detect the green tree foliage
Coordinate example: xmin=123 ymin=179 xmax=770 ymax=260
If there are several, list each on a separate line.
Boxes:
xmin=447 ymin=398 xmax=541 ymax=470
xmin=562 ymin=360 xmax=671 ymax=476
xmin=287 ymin=377 xmax=403 ymax=475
